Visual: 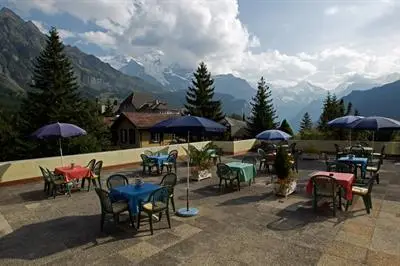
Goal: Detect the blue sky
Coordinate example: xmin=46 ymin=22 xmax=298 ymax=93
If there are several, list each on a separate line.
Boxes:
xmin=3 ymin=0 xmax=400 ymax=89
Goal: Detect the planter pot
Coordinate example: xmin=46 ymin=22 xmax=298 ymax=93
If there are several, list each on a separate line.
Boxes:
xmin=191 ymin=168 xmax=212 ymax=181
xmin=273 ymin=179 xmax=297 ymax=196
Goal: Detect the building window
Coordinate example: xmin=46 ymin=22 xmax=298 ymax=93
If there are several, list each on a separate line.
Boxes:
xmin=129 ymin=129 xmax=135 ymax=144
xmin=120 ymin=129 xmax=127 ymax=143
xmin=151 ymin=132 xmax=163 ymax=143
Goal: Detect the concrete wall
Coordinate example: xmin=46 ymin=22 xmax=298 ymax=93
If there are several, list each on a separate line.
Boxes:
xmin=0 ymin=141 xmax=211 ymax=184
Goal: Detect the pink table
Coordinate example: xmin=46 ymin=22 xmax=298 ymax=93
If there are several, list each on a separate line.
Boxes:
xmin=306 ymin=171 xmax=355 ymax=200
xmin=54 ymin=165 xmax=92 ymax=182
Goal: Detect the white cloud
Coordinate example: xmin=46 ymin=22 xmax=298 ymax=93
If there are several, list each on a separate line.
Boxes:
xmin=324 ymin=6 xmax=339 ymax=15
xmin=79 ymin=31 xmax=116 ymax=47
xmin=31 ymin=20 xmax=46 ymax=33
xmin=9 ymin=0 xmax=400 ymax=89
xmin=58 ymin=29 xmax=75 ymax=39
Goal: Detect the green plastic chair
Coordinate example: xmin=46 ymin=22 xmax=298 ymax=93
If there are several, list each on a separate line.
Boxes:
xmin=140 ymin=154 xmax=159 ymax=175
xmin=311 ymin=174 xmax=340 ymax=217
xmin=216 ymin=163 xmax=240 ymax=192
xmin=138 ymin=187 xmax=171 ymax=235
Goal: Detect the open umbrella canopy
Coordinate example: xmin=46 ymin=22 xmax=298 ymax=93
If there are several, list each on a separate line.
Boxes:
xmin=256 ymin=129 xmax=292 ymax=141
xmin=328 ymin=115 xmax=364 ymax=128
xmin=150 ymin=115 xmax=226 ymax=134
xmin=349 ymin=116 xmax=400 ymax=130
xmin=31 ymin=122 xmax=87 ymax=139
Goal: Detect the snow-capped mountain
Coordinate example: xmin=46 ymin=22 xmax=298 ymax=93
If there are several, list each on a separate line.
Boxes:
xmin=290 ymin=73 xmax=400 ymax=131
xmin=273 ymin=81 xmax=326 ymax=121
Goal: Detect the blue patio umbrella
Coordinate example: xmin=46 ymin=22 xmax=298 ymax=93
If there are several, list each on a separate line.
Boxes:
xmin=255 ymin=129 xmax=292 ymax=141
xmin=328 ymin=115 xmax=364 ymax=145
xmin=150 ymin=115 xmax=226 ymax=217
xmin=349 ymin=116 xmax=400 ymax=148
xmin=31 ymin=122 xmax=87 ymax=165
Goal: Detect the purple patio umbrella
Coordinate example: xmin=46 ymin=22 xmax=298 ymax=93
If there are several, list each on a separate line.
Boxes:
xmin=31 ymin=122 xmax=87 ymax=165
xmin=328 ymin=115 xmax=364 ymax=145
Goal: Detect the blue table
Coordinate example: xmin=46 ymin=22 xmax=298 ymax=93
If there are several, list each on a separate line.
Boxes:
xmin=148 ymin=154 xmax=169 ymax=167
xmin=110 ymin=183 xmax=161 ymax=214
xmin=338 ymin=156 xmax=368 ymax=178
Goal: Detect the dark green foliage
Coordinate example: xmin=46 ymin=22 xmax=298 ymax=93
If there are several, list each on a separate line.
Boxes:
xmin=279 ymin=119 xmax=293 ymax=135
xmin=228 ymin=113 xmax=243 ymax=120
xmin=184 ymin=62 xmax=225 ymax=121
xmin=246 ymin=77 xmax=277 ymax=137
xmin=300 ymin=112 xmax=312 ymax=133
xmin=103 ymin=98 xmax=114 ymax=117
xmin=274 ymin=146 xmax=291 ymax=179
xmin=15 ymin=28 xmax=111 ymax=159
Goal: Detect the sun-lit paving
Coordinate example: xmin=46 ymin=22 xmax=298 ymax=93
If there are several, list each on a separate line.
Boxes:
xmin=1 ymin=152 xmax=400 ymax=265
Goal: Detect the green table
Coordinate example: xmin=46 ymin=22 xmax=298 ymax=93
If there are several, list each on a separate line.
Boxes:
xmin=226 ymin=162 xmax=256 ymax=184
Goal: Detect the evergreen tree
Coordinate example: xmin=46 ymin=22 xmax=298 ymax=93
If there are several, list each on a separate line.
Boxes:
xmin=19 ymin=27 xmax=110 ymax=158
xmin=184 ymin=62 xmax=224 ymax=121
xmin=300 ymin=112 xmax=312 ymax=133
xmin=279 ymin=119 xmax=293 ymax=135
xmin=103 ymin=98 xmax=114 ymax=117
xmin=242 ymin=112 xmax=245 ymax=121
xmin=354 ymin=109 xmax=360 ymax=116
xmin=247 ymin=77 xmax=277 ymax=136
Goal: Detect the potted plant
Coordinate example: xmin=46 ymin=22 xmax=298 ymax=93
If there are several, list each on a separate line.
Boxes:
xmin=184 ymin=143 xmax=214 ymax=181
xmin=273 ymin=146 xmax=297 ymax=196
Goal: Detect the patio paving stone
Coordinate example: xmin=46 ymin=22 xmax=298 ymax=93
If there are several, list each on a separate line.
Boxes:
xmin=1 ymin=156 xmax=400 ymax=265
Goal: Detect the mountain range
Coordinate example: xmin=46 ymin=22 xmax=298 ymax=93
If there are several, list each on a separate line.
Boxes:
xmin=1 ymin=7 xmax=400 ymax=128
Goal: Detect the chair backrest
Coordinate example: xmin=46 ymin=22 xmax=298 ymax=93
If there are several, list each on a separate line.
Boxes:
xmin=242 ymin=156 xmax=256 ymax=165
xmin=166 ymin=153 xmax=177 ymax=163
xmin=95 ymin=188 xmax=113 ymax=213
xmin=86 ymin=159 xmax=96 ymax=171
xmin=350 ymin=146 xmax=365 ymax=157
xmin=160 ymin=173 xmax=177 ymax=191
xmin=169 ymin=149 xmax=178 ymax=158
xmin=46 ymin=168 xmax=59 ymax=182
xmin=334 ymin=144 xmax=341 ymax=153
xmin=143 ymin=150 xmax=153 ymax=156
xmin=93 ymin=160 xmax=103 ymax=176
xmin=257 ymin=148 xmax=266 ymax=158
xmin=106 ymin=174 xmax=129 ymax=190
xmin=141 ymin=154 xmax=151 ymax=163
xmin=265 ymin=143 xmax=277 ymax=153
xmin=311 ymin=175 xmax=338 ymax=196
xmin=381 ymin=144 xmax=386 ymax=155
xmin=359 ymin=142 xmax=369 ymax=147
xmin=147 ymin=187 xmax=169 ymax=211
xmin=39 ymin=166 xmax=50 ymax=181
xmin=216 ymin=163 xmax=233 ymax=179
xmin=289 ymin=143 xmax=297 ymax=154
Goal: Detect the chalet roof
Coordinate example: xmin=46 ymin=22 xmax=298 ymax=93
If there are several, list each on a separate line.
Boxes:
xmin=222 ymin=117 xmax=248 ymax=137
xmin=112 ymin=112 xmax=180 ymax=129
xmin=119 ymin=92 xmax=167 ymax=111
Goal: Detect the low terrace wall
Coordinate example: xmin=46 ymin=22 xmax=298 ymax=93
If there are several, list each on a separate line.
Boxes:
xmin=0 ymin=140 xmax=256 ymax=185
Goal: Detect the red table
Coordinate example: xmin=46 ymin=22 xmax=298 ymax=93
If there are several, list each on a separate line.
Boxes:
xmin=54 ymin=165 xmax=92 ymax=182
xmin=306 ymin=171 xmax=355 ymax=200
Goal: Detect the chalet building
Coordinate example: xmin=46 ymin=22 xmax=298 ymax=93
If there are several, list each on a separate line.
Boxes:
xmin=220 ymin=117 xmax=248 ymax=140
xmin=110 ymin=112 xmax=180 ymax=148
xmin=117 ymin=92 xmax=181 ymax=115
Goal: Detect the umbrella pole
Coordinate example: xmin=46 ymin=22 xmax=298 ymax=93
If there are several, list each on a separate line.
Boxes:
xmin=187 ymin=131 xmax=190 ymax=211
xmin=59 ymin=138 xmax=64 ymax=166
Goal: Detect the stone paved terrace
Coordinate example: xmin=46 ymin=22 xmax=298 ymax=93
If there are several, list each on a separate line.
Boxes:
xmin=1 ymin=154 xmax=400 ymax=265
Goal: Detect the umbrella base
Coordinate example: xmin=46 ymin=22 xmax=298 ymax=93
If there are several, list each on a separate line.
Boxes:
xmin=176 ymin=207 xmax=199 ymax=217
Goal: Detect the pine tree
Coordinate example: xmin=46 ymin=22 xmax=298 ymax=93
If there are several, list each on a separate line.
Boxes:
xmin=103 ymin=98 xmax=114 ymax=117
xmin=19 ymin=27 xmax=110 ymax=158
xmin=279 ymin=119 xmax=293 ymax=135
xmin=300 ymin=112 xmax=312 ymax=133
xmin=247 ymin=77 xmax=277 ymax=136
xmin=184 ymin=62 xmax=224 ymax=121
